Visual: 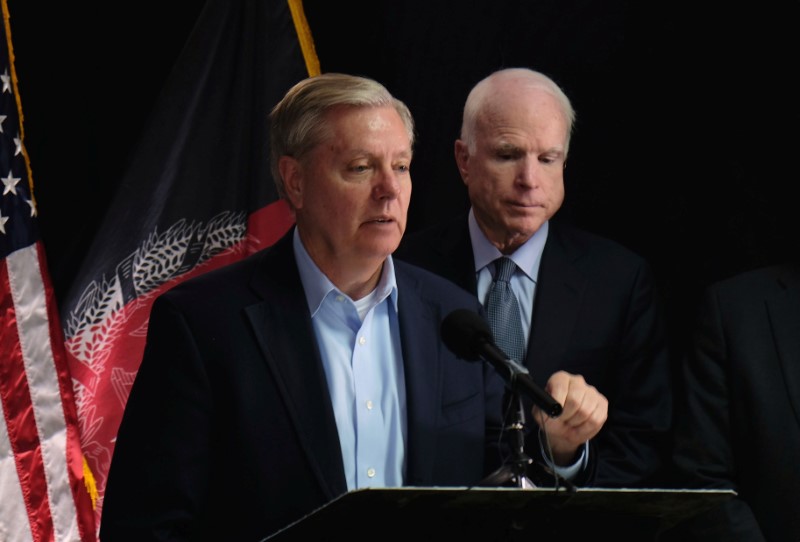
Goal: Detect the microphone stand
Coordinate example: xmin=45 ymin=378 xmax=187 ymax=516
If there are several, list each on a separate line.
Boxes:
xmin=479 ymin=389 xmax=534 ymax=488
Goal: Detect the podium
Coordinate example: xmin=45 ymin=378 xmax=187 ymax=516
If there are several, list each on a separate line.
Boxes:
xmin=262 ymin=486 xmax=735 ymax=541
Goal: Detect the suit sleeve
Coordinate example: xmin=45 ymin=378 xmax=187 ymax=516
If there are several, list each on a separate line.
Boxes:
xmin=100 ymin=295 xmax=213 ymax=542
xmin=581 ymin=259 xmax=673 ymax=488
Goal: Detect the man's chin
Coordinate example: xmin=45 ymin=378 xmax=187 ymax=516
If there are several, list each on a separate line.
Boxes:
xmin=505 ymin=218 xmax=544 ymax=237
xmin=360 ymin=239 xmax=401 ymax=260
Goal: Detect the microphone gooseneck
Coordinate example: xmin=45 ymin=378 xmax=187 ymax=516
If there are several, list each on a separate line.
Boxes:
xmin=441 ymin=309 xmax=563 ymax=418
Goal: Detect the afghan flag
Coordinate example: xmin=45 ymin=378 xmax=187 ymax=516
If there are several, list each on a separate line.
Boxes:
xmin=0 ymin=0 xmax=97 ymax=539
xmin=58 ymin=0 xmax=319 ymax=531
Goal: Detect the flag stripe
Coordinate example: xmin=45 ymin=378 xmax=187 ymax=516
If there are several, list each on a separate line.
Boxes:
xmin=5 ymin=242 xmax=84 ymax=541
xmin=0 ymin=398 xmax=34 ymax=542
xmin=0 ymin=0 xmax=96 ymax=539
xmin=1 ymin=250 xmax=52 ymax=542
xmin=39 ymin=240 xmax=97 ymax=541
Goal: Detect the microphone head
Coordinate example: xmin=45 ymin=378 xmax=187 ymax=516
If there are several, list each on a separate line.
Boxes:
xmin=441 ymin=309 xmax=495 ymax=361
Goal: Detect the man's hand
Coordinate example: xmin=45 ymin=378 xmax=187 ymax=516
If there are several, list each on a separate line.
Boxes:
xmin=532 ymin=370 xmax=608 ymax=465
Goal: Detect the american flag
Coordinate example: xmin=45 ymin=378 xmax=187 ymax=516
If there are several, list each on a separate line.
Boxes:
xmin=0 ymin=1 xmax=96 ymax=540
xmin=58 ymin=0 xmax=314 ymax=531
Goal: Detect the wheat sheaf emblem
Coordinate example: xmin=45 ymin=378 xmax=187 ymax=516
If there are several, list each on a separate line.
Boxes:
xmin=64 ymin=210 xmax=247 ymax=373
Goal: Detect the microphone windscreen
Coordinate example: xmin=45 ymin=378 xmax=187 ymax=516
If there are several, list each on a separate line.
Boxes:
xmin=440 ymin=309 xmax=493 ymax=361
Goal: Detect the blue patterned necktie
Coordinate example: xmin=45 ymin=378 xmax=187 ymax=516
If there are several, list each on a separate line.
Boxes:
xmin=485 ymin=257 xmax=526 ymax=363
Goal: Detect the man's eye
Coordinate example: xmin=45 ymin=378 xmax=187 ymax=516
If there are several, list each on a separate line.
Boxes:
xmin=540 ymin=155 xmax=563 ymax=166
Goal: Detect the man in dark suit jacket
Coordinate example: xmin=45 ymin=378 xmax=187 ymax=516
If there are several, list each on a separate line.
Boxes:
xmin=668 ymin=262 xmax=800 ymax=541
xmin=99 ymin=73 xmax=505 ymax=541
xmin=395 ymin=67 xmax=672 ymax=488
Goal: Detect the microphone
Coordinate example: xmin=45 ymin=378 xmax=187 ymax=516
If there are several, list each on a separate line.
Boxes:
xmin=441 ymin=309 xmax=563 ymax=418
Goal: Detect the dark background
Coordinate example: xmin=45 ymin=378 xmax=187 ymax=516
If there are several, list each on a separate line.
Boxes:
xmin=7 ymin=0 xmax=799 ymax=352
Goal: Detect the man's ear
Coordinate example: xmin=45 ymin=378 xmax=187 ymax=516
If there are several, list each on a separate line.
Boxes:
xmin=279 ymin=156 xmax=304 ymax=209
xmin=454 ymin=139 xmax=470 ymax=184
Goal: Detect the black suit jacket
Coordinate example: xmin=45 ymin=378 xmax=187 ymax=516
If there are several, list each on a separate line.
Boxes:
xmin=99 ymin=228 xmax=505 ymax=542
xmin=395 ymin=215 xmax=673 ymax=488
xmin=669 ymin=263 xmax=800 ymax=541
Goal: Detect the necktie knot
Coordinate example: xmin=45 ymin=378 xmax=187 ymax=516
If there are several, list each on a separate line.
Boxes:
xmin=494 ymin=257 xmax=517 ymax=283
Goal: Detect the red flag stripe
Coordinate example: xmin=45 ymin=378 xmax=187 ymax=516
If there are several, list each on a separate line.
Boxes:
xmin=1 ymin=243 xmax=83 ymax=541
xmin=1 ymin=247 xmax=52 ymax=542
xmin=1 ymin=0 xmax=97 ymax=538
xmin=39 ymin=241 xmax=97 ymax=541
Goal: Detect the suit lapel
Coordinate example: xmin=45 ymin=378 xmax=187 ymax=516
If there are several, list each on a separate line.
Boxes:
xmin=526 ymin=224 xmax=587 ymax=387
xmin=244 ymin=232 xmax=347 ymax=498
xmin=768 ymin=268 xmax=800 ymax=429
xmin=395 ymin=266 xmax=441 ymax=485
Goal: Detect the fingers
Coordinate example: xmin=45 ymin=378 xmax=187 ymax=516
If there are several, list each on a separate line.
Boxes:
xmin=534 ymin=370 xmax=608 ymax=443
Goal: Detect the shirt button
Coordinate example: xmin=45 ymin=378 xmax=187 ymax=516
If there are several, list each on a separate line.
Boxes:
xmin=366 ymin=400 xmax=374 ymax=410
xmin=367 ymin=468 xmax=376 ymax=478
xmin=358 ymin=336 xmax=366 ymax=345
xmin=335 ymin=294 xmax=345 ymax=302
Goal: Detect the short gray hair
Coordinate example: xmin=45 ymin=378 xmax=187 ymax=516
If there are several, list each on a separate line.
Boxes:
xmin=269 ymin=73 xmax=415 ymax=199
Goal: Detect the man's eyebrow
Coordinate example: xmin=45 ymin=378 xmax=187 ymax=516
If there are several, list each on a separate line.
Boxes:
xmin=493 ymin=142 xmax=522 ymax=152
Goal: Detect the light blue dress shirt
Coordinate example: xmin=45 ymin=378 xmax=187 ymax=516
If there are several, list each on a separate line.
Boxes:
xmin=467 ymin=210 xmax=587 ymax=480
xmin=293 ymin=230 xmax=406 ymax=491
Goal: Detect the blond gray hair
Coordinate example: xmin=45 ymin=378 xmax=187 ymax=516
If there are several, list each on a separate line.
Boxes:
xmin=269 ymin=73 xmax=415 ymax=199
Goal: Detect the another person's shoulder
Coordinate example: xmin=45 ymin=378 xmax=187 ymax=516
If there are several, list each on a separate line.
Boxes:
xmin=394 ymin=214 xmax=470 ymax=281
xmin=550 ymin=219 xmax=650 ymax=270
xmin=394 ymin=257 xmax=478 ymax=307
xmin=707 ymin=261 xmax=800 ymax=298
xmin=152 ymin=243 xmax=283 ymax=315
xmin=715 ymin=261 xmax=799 ymax=288
xmin=395 ymin=214 xmax=468 ymax=256
xmin=168 ymin=250 xmax=262 ymax=294
xmin=162 ymin=229 xmax=292 ymax=299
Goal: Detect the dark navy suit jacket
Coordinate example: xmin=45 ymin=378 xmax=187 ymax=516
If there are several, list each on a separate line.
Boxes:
xmin=395 ymin=215 xmax=673 ymax=488
xmin=100 ymin=228 xmax=505 ymax=541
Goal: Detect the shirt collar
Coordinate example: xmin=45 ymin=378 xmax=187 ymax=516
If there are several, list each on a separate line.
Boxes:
xmin=468 ymin=208 xmax=549 ymax=281
xmin=293 ymin=227 xmax=399 ymax=316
